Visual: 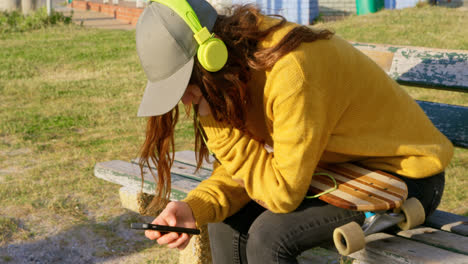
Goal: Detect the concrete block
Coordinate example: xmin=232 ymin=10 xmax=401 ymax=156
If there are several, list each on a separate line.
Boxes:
xmin=119 ymin=186 xmax=140 ymax=213
xmin=179 ymin=225 xmax=213 ymax=264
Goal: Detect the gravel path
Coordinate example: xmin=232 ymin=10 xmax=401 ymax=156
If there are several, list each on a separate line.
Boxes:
xmin=0 ymin=214 xmax=178 ymax=264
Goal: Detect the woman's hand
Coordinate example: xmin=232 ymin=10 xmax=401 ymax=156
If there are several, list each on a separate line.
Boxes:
xmin=181 ymin=84 xmax=212 ymax=116
xmin=145 ymin=201 xmax=197 ymax=250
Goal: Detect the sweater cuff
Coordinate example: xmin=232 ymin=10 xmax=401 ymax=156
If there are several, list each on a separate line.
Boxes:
xmin=182 ymin=193 xmax=215 ymax=227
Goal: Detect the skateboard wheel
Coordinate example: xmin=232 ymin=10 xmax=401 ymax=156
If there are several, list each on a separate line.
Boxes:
xmin=333 ymin=221 xmax=365 ymax=256
xmin=396 ymin=197 xmax=426 ymax=230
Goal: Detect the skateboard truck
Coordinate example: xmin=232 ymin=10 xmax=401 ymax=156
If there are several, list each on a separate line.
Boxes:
xmin=333 ymin=197 xmax=426 ymax=256
xmin=362 ymin=212 xmax=405 ymax=236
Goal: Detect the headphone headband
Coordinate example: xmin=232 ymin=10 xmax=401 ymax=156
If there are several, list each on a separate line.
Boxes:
xmin=153 ymin=0 xmax=202 ymax=34
xmin=151 ymin=0 xmax=228 ymax=72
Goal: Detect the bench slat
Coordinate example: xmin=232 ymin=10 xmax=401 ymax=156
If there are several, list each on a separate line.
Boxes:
xmin=348 ymin=233 xmax=468 ymax=264
xmin=397 ymin=227 xmax=468 ymax=255
xmin=132 ymin=159 xmax=212 ymax=182
xmin=297 ymin=247 xmax=349 ymax=264
xmin=174 ymin=150 xmax=215 ymax=170
xmin=131 ymin=151 xmax=214 ymax=171
xmin=353 ymin=43 xmax=468 ymax=92
xmin=417 ymin=100 xmax=468 ymax=148
xmin=94 ymin=160 xmax=195 ymax=201
xmin=425 ymin=210 xmax=468 ymax=236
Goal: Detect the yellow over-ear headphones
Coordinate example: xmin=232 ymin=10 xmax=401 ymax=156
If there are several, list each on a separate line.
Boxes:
xmin=152 ymin=0 xmax=228 ymax=72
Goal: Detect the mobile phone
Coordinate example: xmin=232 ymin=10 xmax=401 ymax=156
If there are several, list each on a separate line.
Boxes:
xmin=130 ymin=223 xmax=200 ymax=235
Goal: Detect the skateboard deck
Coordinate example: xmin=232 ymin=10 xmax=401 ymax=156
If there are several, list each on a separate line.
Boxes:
xmin=309 ymin=163 xmax=408 ymax=212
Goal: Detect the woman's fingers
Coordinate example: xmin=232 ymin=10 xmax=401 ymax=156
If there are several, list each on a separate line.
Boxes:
xmin=177 ymin=235 xmax=191 ymax=250
xmin=157 ymin=232 xmax=180 ymax=245
xmin=144 ymin=201 xmax=197 ymax=249
xmin=153 ymin=212 xmax=179 ymax=245
xmin=165 ymin=212 xmax=177 ymax=227
xmin=146 ymin=231 xmax=192 ymax=249
xmin=145 ymin=229 xmax=161 ymax=240
xmin=145 ymin=213 xmax=172 ymax=240
xmin=168 ymin=233 xmax=190 ymax=249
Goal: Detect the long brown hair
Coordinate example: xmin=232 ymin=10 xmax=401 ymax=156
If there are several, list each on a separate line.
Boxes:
xmin=139 ymin=4 xmax=334 ymax=210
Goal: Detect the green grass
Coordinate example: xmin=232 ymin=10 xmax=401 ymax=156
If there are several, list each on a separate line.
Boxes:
xmin=0 ymin=7 xmax=72 ymax=33
xmin=0 ymin=5 xmax=466 ymax=261
xmin=316 ymin=4 xmax=468 ymax=50
xmin=0 ymin=216 xmax=31 ymax=243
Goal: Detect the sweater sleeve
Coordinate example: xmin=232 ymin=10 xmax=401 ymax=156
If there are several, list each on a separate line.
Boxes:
xmin=182 ymin=162 xmax=251 ymax=227
xmin=199 ymin=59 xmax=333 ymax=213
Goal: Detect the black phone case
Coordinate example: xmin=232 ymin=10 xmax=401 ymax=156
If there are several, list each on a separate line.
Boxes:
xmin=130 ymin=223 xmax=200 ymax=235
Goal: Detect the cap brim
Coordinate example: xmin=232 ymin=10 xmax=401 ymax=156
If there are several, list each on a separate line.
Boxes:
xmin=137 ymin=58 xmax=194 ymax=117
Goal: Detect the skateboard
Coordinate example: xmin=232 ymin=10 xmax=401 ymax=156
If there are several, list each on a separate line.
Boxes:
xmin=309 ymin=163 xmax=426 ymax=256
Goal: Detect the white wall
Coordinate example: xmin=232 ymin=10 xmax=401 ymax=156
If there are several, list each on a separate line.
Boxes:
xmin=0 ymin=0 xmax=21 ymax=11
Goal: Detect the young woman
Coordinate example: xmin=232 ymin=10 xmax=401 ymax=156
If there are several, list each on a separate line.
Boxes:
xmin=135 ymin=0 xmax=453 ymax=263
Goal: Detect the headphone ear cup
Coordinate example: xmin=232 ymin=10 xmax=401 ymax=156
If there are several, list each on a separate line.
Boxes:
xmin=197 ymin=38 xmax=228 ymax=72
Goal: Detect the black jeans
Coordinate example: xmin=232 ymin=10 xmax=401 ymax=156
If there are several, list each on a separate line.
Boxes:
xmin=393 ymin=171 xmax=445 ymax=218
xmin=208 ymin=172 xmax=445 ymax=264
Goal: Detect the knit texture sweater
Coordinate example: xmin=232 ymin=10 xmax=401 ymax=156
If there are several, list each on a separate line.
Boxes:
xmin=182 ymin=16 xmax=453 ymax=227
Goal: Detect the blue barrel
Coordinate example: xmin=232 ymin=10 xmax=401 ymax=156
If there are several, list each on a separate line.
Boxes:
xmin=385 ymin=0 xmax=396 ymax=9
xmin=384 ymin=0 xmax=420 ymax=9
xmin=231 ymin=0 xmax=319 ymax=25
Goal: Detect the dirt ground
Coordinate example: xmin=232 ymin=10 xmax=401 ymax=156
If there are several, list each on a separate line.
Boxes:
xmin=0 ymin=212 xmax=178 ymax=264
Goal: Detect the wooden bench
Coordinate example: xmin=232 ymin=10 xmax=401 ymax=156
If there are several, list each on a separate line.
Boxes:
xmin=94 ymin=43 xmax=468 ymax=263
xmin=352 ymin=42 xmax=468 ymax=93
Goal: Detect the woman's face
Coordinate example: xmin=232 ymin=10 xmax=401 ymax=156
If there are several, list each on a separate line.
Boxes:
xmin=181 ymin=84 xmax=211 ymax=116
xmin=181 ymin=84 xmax=202 ymax=106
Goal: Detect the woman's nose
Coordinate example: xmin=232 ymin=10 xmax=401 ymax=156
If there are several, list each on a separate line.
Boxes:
xmin=181 ymin=91 xmax=193 ymax=105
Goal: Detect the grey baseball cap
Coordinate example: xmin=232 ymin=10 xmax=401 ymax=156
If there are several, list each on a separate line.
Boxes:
xmin=136 ymin=0 xmax=218 ymax=117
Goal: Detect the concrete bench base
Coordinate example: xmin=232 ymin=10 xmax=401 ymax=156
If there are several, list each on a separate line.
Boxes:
xmin=119 ymin=187 xmax=213 ymax=263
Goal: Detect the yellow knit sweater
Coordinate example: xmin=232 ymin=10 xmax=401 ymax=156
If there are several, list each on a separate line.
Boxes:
xmin=182 ymin=16 xmax=453 ymax=227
